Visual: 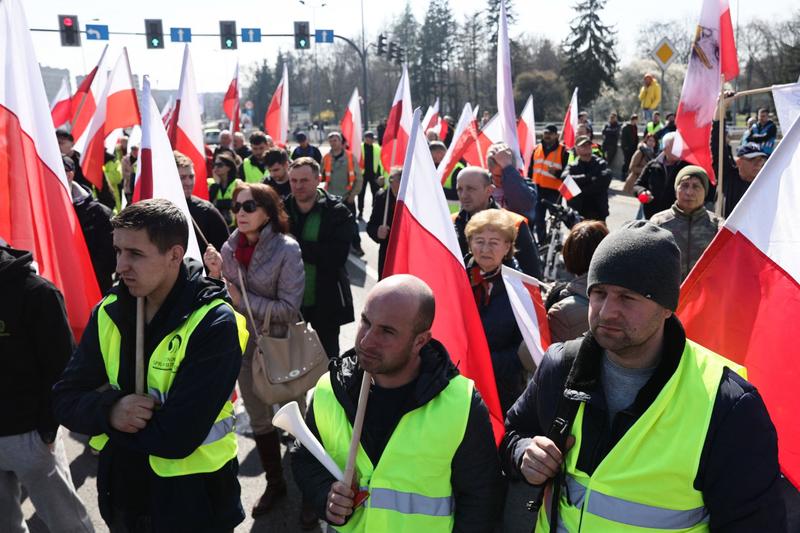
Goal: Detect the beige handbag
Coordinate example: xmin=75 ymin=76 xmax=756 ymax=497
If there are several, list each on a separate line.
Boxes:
xmin=237 ymin=267 xmax=328 ymax=405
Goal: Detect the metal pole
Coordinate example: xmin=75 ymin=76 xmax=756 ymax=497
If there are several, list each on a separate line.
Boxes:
xmin=715 ymin=75 xmax=727 ymax=217
xmin=660 ymin=66 xmax=666 ymax=116
xmin=360 ymin=0 xmax=369 ymax=130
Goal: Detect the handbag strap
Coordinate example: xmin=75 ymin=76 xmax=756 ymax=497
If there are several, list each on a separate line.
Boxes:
xmin=236 ymin=265 xmax=286 ymax=335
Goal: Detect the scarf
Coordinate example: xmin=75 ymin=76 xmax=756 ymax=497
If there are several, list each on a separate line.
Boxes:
xmin=234 ymin=232 xmax=257 ymax=269
xmin=469 ymin=264 xmax=502 ymax=308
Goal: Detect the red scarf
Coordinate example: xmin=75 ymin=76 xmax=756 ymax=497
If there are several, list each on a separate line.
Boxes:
xmin=469 ymin=264 xmax=500 ymax=308
xmin=234 ymin=232 xmax=257 ymax=269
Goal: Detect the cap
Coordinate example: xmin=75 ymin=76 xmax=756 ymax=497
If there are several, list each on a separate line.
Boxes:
xmin=736 ymin=142 xmax=768 ymax=159
xmin=294 ymin=131 xmax=308 ymax=141
xmin=428 ymin=140 xmax=447 ymax=151
xmin=364 ymin=130 xmax=375 ymax=139
xmin=575 ymin=135 xmax=592 ymax=147
xmin=62 ymin=155 xmax=75 ymax=171
xmin=544 ymin=124 xmax=558 ymax=134
xmin=674 ymin=165 xmax=709 ymax=195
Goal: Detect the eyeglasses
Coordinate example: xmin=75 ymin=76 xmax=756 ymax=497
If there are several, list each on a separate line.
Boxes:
xmin=232 ymin=200 xmax=259 ymax=214
xmin=213 ymin=161 xmax=227 ymax=167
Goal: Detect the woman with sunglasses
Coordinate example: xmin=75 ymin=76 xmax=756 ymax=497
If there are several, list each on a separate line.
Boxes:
xmin=203 ymin=182 xmax=305 ymax=519
xmin=207 ymin=150 xmax=242 ymax=227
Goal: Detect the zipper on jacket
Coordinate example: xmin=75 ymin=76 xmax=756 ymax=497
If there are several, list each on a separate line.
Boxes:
xmin=337 ymin=281 xmax=346 ymax=307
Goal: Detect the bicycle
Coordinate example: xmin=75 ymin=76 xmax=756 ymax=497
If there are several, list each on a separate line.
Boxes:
xmin=537 ymin=198 xmax=582 ymax=282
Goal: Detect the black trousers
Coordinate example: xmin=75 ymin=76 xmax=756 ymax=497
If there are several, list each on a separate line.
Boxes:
xmin=357 ymin=176 xmax=379 ymax=218
xmin=344 ymin=201 xmax=361 ymax=247
xmin=312 ymin=321 xmax=341 ymax=359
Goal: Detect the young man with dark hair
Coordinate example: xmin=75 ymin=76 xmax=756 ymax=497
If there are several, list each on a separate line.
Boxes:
xmin=53 ymin=198 xmax=248 ymax=532
xmin=263 ymin=148 xmax=291 ymax=199
xmin=240 ymin=131 xmax=271 ymax=183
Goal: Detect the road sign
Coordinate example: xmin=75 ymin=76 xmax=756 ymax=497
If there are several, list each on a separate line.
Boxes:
xmin=651 ymin=37 xmax=676 ymax=70
xmin=85 ymin=24 xmax=109 ymax=41
xmin=170 ymin=27 xmax=192 ymax=43
xmin=315 ymin=29 xmax=334 ymax=44
xmin=241 ymin=28 xmax=261 ymax=43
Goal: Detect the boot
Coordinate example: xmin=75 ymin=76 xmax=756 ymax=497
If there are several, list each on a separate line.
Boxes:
xmin=252 ymin=431 xmax=287 ymax=517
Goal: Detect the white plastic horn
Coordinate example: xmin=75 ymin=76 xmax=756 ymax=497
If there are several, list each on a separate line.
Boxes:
xmin=272 ymin=401 xmax=344 ymax=481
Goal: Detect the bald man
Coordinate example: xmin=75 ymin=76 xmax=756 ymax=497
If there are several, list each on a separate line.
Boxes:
xmin=291 ymin=275 xmax=503 ymax=531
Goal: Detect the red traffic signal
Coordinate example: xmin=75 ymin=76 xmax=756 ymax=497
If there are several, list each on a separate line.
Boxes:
xmin=58 ymin=15 xmax=81 ymax=47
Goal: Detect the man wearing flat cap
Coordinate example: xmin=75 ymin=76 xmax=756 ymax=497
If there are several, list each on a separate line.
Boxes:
xmin=650 ymin=165 xmax=723 ymax=280
xmin=501 ymin=221 xmax=785 ymax=531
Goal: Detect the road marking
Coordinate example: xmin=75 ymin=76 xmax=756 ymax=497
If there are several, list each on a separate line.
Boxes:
xmin=348 ymin=254 xmax=379 ymax=282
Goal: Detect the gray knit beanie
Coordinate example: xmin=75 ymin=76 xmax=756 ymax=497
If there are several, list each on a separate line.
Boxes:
xmin=587 ymin=220 xmax=681 ymax=311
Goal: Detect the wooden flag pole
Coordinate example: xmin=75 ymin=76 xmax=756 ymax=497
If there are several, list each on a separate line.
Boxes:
xmin=715 ymin=76 xmax=727 ymax=217
xmin=342 ymin=371 xmax=372 ymax=489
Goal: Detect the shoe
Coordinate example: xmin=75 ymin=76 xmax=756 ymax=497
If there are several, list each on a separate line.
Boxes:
xmin=351 ymin=244 xmax=365 ymax=257
xmin=299 ymin=501 xmax=318 ymax=530
xmin=251 ymin=431 xmax=287 ymax=517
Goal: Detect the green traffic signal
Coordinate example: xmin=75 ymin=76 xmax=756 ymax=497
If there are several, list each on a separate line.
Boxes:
xmin=226 ymin=38 xmax=233 ymax=48
xmin=151 ymin=38 xmax=160 ymax=47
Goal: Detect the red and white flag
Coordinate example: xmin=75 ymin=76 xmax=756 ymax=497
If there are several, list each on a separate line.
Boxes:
xmin=501 ymin=266 xmax=551 ymax=366
xmin=562 ymin=88 xmax=579 ymax=150
xmin=80 ymin=48 xmax=141 ymax=190
xmin=167 ymin=45 xmax=208 ymax=199
xmin=497 ymin=0 xmax=522 ymax=165
xmin=438 ymin=116 xmax=449 ymax=143
xmin=436 ymin=102 xmax=473 ymax=183
xmin=381 ymin=64 xmax=413 ymax=172
xmin=422 ymin=97 xmax=440 ymax=133
xmin=265 ymin=64 xmax=289 ymax=147
xmin=70 ymin=45 xmax=109 ymax=150
xmin=223 ymin=61 xmax=240 ymax=134
xmin=133 ymin=76 xmax=201 ymax=263
xmin=0 ymin=0 xmax=100 ymax=340
xmin=463 ymin=113 xmax=502 ymax=168
xmin=558 ymin=174 xmax=582 ymax=201
xmin=672 ymin=0 xmax=739 ymax=184
xmin=384 ymin=109 xmax=504 ymax=443
xmin=160 ymin=95 xmax=175 ymax=126
xmin=678 ymin=113 xmax=800 ymax=487
xmin=50 ymin=77 xmax=71 ymax=128
xmin=517 ymin=95 xmax=536 ymax=174
xmin=340 ymin=87 xmax=362 ymax=166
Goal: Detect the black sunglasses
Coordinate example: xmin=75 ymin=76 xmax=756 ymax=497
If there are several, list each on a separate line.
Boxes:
xmin=231 ymin=200 xmax=259 ymax=214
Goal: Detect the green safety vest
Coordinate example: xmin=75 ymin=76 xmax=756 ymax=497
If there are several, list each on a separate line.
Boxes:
xmin=537 ymin=340 xmax=746 ymax=532
xmin=314 ymin=371 xmax=473 ymax=532
xmin=646 ymin=121 xmax=664 ymax=136
xmin=360 ymin=143 xmax=384 ymax=176
xmin=207 ymin=178 xmax=242 ymax=227
xmin=88 ymin=294 xmax=249 ymax=477
xmin=443 ymin=161 xmax=465 ymax=191
xmin=243 ymin=158 xmax=268 ymax=183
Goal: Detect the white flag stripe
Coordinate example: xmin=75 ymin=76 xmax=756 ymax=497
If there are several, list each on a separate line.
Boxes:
xmin=772 ymin=83 xmax=800 ymax=135
xmin=176 ymin=45 xmax=205 ymax=157
xmin=50 ymin=77 xmax=70 ymax=110
xmin=501 ymin=265 xmax=548 ymax=366
xmin=435 ymin=102 xmax=473 ymax=182
xmin=497 ymin=1 xmax=522 ymax=164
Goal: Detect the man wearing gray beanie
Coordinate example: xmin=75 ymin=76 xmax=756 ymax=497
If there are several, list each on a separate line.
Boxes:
xmin=501 ymin=220 xmax=784 ymax=531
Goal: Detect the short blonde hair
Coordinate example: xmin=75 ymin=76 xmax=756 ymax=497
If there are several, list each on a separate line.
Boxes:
xmin=465 ymin=209 xmax=518 ymax=260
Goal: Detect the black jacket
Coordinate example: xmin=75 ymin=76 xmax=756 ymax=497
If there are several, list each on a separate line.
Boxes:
xmin=601 ymin=121 xmax=620 ymax=148
xmin=620 ymin=122 xmax=639 ymax=153
xmin=285 ymin=188 xmax=354 ymax=327
xmin=53 ymin=261 xmax=245 ymax=532
xmin=564 ymin=155 xmax=612 ymax=221
xmin=290 ymin=342 xmax=504 ymax=531
xmin=453 ymin=198 xmax=543 ymax=279
xmin=187 ymin=195 xmax=230 ymax=254
xmin=711 ymin=120 xmax=752 ymax=218
xmin=292 ymin=144 xmax=323 ymax=165
xmin=0 ymin=247 xmax=74 ymax=442
xmin=634 ymin=155 xmax=690 ymax=219
xmin=366 ymin=187 xmax=395 ymax=278
xmin=72 ymin=183 xmax=116 ymax=294
xmin=500 ymin=316 xmax=786 ymax=532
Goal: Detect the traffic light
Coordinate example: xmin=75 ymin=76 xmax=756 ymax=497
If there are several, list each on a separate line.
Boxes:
xmin=58 ymin=15 xmax=80 ymax=47
xmin=220 ymin=21 xmax=237 ymax=50
xmin=294 ymin=21 xmax=310 ymax=49
xmin=377 ymin=34 xmax=387 ymax=56
xmin=395 ymin=46 xmax=405 ymax=66
xmin=387 ymin=41 xmax=398 ymax=62
xmin=145 ymin=19 xmax=164 ymax=49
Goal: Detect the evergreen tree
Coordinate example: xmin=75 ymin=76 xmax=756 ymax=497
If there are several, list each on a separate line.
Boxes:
xmin=485 ymin=0 xmax=515 ymax=47
xmin=417 ymin=0 xmax=456 ymax=109
xmin=561 ymin=0 xmax=618 ymax=107
xmin=245 ymin=60 xmax=275 ymax=130
xmin=457 ymin=12 xmax=486 ymax=106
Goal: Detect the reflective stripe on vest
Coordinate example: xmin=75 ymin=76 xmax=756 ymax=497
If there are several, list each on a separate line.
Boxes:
xmin=537 ymin=340 xmax=745 ymax=532
xmin=314 ymin=371 xmax=473 ymax=532
xmin=532 ymin=144 xmax=565 ymax=190
xmin=323 ymin=151 xmax=356 ymax=191
xmin=89 ymin=294 xmax=249 ymax=477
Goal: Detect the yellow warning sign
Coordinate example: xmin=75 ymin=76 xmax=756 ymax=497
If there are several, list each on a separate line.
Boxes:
xmin=651 ymin=37 xmax=677 ymax=69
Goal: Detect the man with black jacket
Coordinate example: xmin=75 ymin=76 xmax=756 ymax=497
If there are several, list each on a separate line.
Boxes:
xmin=366 ymin=167 xmax=400 ymax=279
xmin=291 ymin=275 xmax=503 ymax=531
xmin=500 ymin=221 xmax=785 ymax=531
xmin=563 ymin=136 xmax=612 ymax=223
xmin=175 ymin=151 xmax=229 ymax=254
xmin=0 ymin=244 xmax=94 ymax=533
xmin=53 ymin=199 xmax=247 ymax=532
xmin=634 ymin=132 xmax=689 ymax=219
xmin=286 ymin=157 xmax=355 ymax=358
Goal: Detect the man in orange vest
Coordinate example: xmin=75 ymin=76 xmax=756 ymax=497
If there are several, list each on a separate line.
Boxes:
xmin=322 ymin=131 xmax=364 ymax=256
xmin=531 ymin=124 xmax=569 ymax=244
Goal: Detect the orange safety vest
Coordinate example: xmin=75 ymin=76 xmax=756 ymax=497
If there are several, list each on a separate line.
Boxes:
xmin=322 ymin=150 xmax=356 ymax=191
xmin=532 ymin=144 xmax=566 ymax=190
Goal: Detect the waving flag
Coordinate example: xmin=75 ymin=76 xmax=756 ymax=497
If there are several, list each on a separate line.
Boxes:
xmin=562 ymin=88 xmax=579 ymax=150
xmin=133 ymin=76 xmax=201 ymax=264
xmin=384 ymin=109 xmax=504 ymax=443
xmin=160 ymin=95 xmax=175 ymax=126
xmin=672 ymin=0 xmax=739 ymax=184
xmin=517 ymin=95 xmax=536 ymax=175
xmin=265 ymin=64 xmax=289 ymax=147
xmin=558 ymin=174 xmax=582 ymax=201
xmin=678 ymin=114 xmax=800 ymax=487
xmin=50 ymin=77 xmax=71 ymax=128
xmin=422 ymin=97 xmax=440 ymax=133
xmin=436 ymin=102 xmax=473 ymax=183
xmin=497 ymin=0 xmax=522 ymax=164
xmin=0 ymin=0 xmax=100 ymax=340
xmin=223 ymin=61 xmax=240 ymax=133
xmin=340 ymin=87 xmax=363 ymax=166
xmin=80 ymin=48 xmax=140 ymax=189
xmin=381 ymin=64 xmax=413 ymax=172
xmin=167 ymin=45 xmax=208 ymax=199
xmin=463 ymin=114 xmax=501 ymax=168
xmin=71 ymin=45 xmax=109 ymax=149
xmin=772 ymin=82 xmax=800 ymax=134
xmin=501 ymin=266 xmax=551 ymax=366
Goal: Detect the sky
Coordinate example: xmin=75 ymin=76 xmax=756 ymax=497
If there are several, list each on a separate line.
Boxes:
xmin=26 ymin=0 xmax=798 ymax=94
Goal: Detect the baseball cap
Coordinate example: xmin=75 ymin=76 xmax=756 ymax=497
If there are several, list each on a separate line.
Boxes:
xmin=575 ymin=135 xmax=592 ymax=147
xmin=736 ymin=143 xmax=767 ymax=159
xmin=544 ymin=124 xmax=558 ymax=134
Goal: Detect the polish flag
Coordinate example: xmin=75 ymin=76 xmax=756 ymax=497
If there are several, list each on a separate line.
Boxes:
xmin=438 ymin=116 xmax=449 ymax=143
xmin=223 ymin=61 xmax=240 ymax=134
xmin=558 ymin=174 xmax=582 ymax=201
xmin=340 ymin=87 xmax=362 ymax=166
xmin=771 ymin=82 xmax=800 ymax=142
xmin=672 ymin=0 xmax=739 ymax=185
xmin=381 ymin=64 xmax=413 ymax=172
xmin=517 ymin=95 xmax=536 ymax=175
xmin=265 ymin=64 xmax=289 ymax=147
xmin=133 ymin=76 xmax=201 ymax=263
xmin=50 ymin=77 xmax=71 ymax=128
xmin=436 ymin=102 xmax=473 ymax=183
xmin=167 ymin=45 xmax=208 ymax=199
xmin=160 ymin=95 xmax=175 ymax=126
xmin=562 ymin=88 xmax=579 ymax=150
xmin=677 ymin=114 xmax=800 ymax=486
xmin=80 ymin=49 xmax=141 ymax=190
xmin=70 ymin=45 xmax=109 ymax=150
xmin=422 ymin=97 xmax=440 ymax=133
xmin=501 ymin=266 xmax=551 ymax=366
xmin=384 ymin=109 xmax=504 ymax=443
xmin=0 ymin=0 xmax=100 ymax=340
xmin=463 ymin=113 xmax=502 ymax=168
xmin=497 ymin=0 xmax=522 ymax=165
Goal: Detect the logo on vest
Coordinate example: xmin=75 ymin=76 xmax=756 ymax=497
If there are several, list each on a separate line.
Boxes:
xmin=168 ymin=334 xmax=182 ymax=353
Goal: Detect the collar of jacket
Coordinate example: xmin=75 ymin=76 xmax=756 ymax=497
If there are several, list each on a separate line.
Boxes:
xmin=456 ymin=197 xmax=500 ymax=226
xmin=328 ymin=339 xmax=460 ymax=421
xmin=226 ymin=223 xmax=278 ymax=255
xmin=565 ymin=274 xmax=588 ymax=298
xmin=287 ymin=187 xmax=339 ymax=218
xmin=564 ymin=315 xmax=687 ymax=415
xmin=670 ymin=203 xmax=711 ymax=222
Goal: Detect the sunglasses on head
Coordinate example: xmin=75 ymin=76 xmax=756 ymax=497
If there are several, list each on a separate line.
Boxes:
xmin=231 ymin=200 xmax=259 ymax=214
